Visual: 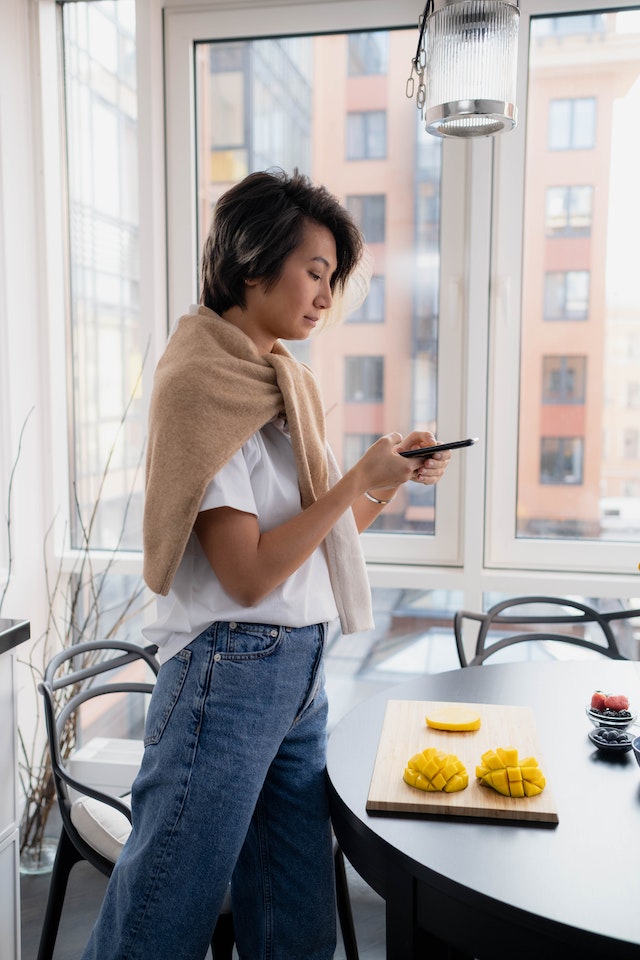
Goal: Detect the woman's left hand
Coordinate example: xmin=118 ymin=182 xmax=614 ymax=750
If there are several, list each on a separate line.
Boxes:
xmin=397 ymin=432 xmax=451 ymax=486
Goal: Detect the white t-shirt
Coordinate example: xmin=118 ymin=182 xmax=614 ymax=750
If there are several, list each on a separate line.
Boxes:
xmin=142 ymin=415 xmax=338 ymax=663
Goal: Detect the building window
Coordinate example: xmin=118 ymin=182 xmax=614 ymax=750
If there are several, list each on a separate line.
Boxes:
xmin=626 ymin=381 xmax=640 ymax=409
xmin=344 ymin=433 xmax=380 ymax=470
xmin=347 ymin=275 xmax=385 ymax=323
xmin=623 ymin=429 xmax=639 ymax=460
xmin=347 ymin=31 xmax=389 ymax=75
xmin=542 ymin=356 xmax=586 ymax=404
xmin=545 ymin=185 xmax=593 ymax=236
xmin=346 ymin=110 xmax=386 ymax=160
xmin=548 ymin=97 xmax=596 ymax=150
xmin=345 ymin=356 xmax=384 ymax=402
xmin=544 ymin=271 xmax=590 ymax=320
xmin=533 ymin=13 xmax=606 ymax=37
xmin=540 ymin=438 xmax=584 ymax=485
xmin=346 ymin=194 xmax=386 ymax=243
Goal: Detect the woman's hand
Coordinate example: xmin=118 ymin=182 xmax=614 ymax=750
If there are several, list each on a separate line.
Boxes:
xmin=351 ymin=431 xmax=451 ymax=532
xmin=396 ymin=431 xmax=451 ymax=487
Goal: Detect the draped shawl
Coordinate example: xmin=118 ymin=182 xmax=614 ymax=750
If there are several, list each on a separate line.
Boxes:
xmin=142 ymin=306 xmax=373 ymax=635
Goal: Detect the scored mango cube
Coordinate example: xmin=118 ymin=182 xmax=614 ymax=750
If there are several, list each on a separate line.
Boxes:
xmin=477 ymin=746 xmax=546 ymax=799
xmin=404 ymin=747 xmax=469 ymax=794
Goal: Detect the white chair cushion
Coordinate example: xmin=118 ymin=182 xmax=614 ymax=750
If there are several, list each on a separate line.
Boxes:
xmin=70 ymin=794 xmax=132 ymax=864
xmin=69 ymin=792 xmax=233 ymax=913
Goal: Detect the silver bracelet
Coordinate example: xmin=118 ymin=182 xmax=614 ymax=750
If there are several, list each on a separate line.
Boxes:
xmin=365 ymin=490 xmax=395 ymax=505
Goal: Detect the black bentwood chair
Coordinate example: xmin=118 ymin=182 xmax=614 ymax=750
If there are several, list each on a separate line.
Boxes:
xmin=37 ymin=638 xmax=360 ymax=960
xmin=454 ymin=596 xmax=638 ymax=668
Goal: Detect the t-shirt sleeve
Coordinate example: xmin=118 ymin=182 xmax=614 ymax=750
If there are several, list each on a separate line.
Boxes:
xmin=198 ymin=444 xmax=258 ymax=516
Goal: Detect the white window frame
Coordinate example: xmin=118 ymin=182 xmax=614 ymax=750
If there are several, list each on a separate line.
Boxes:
xmin=486 ymin=0 xmax=640 ymax=578
xmin=163 ymin=0 xmax=472 ymax=571
xmin=10 ymin=0 xmax=638 ymax=628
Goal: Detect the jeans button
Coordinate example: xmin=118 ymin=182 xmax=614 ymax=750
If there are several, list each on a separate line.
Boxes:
xmin=229 ymin=621 xmax=237 ymax=629
xmin=270 ymin=629 xmax=278 ymax=638
xmin=214 ymin=653 xmax=221 ymax=662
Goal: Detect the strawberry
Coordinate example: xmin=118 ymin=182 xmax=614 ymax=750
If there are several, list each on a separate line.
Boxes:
xmin=603 ymin=694 xmax=629 ymax=712
xmin=590 ymin=691 xmax=607 ymax=711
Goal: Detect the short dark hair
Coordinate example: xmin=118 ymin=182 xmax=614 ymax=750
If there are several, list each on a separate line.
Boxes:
xmin=200 ymin=168 xmax=364 ymax=314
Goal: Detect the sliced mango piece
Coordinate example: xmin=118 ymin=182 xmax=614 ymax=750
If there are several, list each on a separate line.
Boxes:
xmin=425 ymin=706 xmax=481 ymax=732
xmin=477 ymin=747 xmax=546 ymax=798
xmin=404 ymin=747 xmax=469 ymax=793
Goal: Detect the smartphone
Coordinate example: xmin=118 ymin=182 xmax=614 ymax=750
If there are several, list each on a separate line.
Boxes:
xmin=399 ymin=437 xmax=479 ymax=458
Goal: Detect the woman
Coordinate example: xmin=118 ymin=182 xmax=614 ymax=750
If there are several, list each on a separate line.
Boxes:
xmin=82 ymin=169 xmax=450 ymax=960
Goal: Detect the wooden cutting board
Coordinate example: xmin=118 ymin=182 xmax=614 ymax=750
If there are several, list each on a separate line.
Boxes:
xmin=366 ymin=700 xmax=559 ymax=824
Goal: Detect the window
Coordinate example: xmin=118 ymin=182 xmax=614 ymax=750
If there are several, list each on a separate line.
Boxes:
xmin=62 ymin=0 xmax=145 ymax=551
xmin=545 ymin=186 xmax=593 ymax=236
xmin=345 ymin=194 xmax=386 ymax=243
xmin=347 ymin=275 xmax=385 ymax=323
xmin=345 ymin=357 xmax=384 ymax=402
xmin=346 ymin=111 xmax=386 ymax=160
xmin=548 ymin=97 xmax=596 ymax=150
xmin=178 ymin=20 xmax=451 ymax=556
xmin=540 ymin=438 xmax=584 ymax=485
xmin=542 ymin=357 xmax=586 ymax=404
xmin=626 ymin=382 xmax=640 ymax=408
xmin=623 ymin=429 xmax=639 ymax=459
xmin=544 ymin=271 xmax=590 ymax=320
xmin=534 ymin=13 xmax=606 ymax=36
xmin=347 ymin=31 xmax=389 ymax=75
xmin=162 ymin=1 xmax=640 ymax=583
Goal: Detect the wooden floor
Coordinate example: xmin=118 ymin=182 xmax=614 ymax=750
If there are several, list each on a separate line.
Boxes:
xmin=20 ymin=612 xmax=461 ymax=959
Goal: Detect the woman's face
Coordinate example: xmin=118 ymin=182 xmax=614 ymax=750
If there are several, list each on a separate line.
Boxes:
xmin=237 ymin=220 xmax=337 ymax=354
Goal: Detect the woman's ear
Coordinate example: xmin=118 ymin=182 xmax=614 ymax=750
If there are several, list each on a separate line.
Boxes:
xmin=245 ymin=277 xmax=259 ymax=287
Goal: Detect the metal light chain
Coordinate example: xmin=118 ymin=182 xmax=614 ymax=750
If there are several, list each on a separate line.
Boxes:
xmin=405 ymin=0 xmax=433 ymax=119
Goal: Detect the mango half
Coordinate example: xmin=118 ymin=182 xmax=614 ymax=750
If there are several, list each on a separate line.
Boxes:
xmin=476 ymin=747 xmax=546 ymax=798
xmin=404 ymin=747 xmax=469 ymax=793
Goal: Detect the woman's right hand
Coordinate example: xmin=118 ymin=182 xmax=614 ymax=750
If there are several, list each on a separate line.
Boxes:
xmin=349 ymin=432 xmax=415 ymax=494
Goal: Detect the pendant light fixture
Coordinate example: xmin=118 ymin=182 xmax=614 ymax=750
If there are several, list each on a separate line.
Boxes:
xmin=407 ymin=0 xmax=520 ymax=138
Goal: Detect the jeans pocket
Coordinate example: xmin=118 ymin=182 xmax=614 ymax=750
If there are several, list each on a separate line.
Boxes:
xmin=144 ymin=647 xmax=191 ymax=745
xmin=222 ymin=621 xmax=284 ymax=658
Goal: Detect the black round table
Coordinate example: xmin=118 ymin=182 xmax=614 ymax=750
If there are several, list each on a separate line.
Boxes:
xmin=327 ymin=658 xmax=640 ymax=960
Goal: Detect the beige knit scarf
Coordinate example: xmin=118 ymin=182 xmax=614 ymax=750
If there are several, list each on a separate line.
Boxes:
xmin=142 ymin=306 xmax=373 ymax=635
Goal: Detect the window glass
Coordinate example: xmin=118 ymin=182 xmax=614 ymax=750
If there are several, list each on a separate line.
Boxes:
xmin=347 ymin=275 xmax=385 ymax=323
xmin=548 ymin=97 xmax=596 ymax=150
xmin=544 ymin=270 xmax=590 ymax=320
xmin=194 ymin=29 xmax=442 ymax=535
xmin=542 ymin=356 xmax=586 ymax=404
xmin=344 ymin=356 xmax=384 ymax=402
xmin=518 ymin=9 xmax=640 ymax=543
xmin=62 ymin=0 xmax=145 ymax=551
xmin=347 ymin=31 xmax=389 ymax=75
xmin=540 ymin=437 xmax=584 ymax=486
xmin=345 ymin=193 xmax=386 ymax=242
xmin=545 ymin=185 xmax=593 ymax=236
xmin=346 ymin=110 xmax=387 ymax=159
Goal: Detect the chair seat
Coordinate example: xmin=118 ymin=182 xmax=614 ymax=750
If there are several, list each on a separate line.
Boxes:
xmin=70 ymin=793 xmax=234 ymax=914
xmin=70 ymin=795 xmax=132 ymax=864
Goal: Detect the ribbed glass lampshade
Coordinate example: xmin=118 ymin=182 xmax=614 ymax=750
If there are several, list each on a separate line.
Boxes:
xmin=424 ymin=0 xmax=519 ymax=138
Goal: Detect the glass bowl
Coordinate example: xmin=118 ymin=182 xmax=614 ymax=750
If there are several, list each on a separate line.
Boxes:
xmin=585 ymin=705 xmax=636 ymax=731
xmin=632 ymin=736 xmax=640 ymax=769
xmin=588 ymin=727 xmax=634 ymax=754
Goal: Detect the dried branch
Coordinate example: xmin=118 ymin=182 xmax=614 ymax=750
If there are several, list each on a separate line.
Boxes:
xmin=0 ymin=407 xmax=34 ymax=614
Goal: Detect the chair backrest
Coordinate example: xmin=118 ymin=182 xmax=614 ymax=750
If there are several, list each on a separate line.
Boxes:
xmin=454 ymin=596 xmax=637 ymax=667
xmin=38 ymin=639 xmax=159 ymax=874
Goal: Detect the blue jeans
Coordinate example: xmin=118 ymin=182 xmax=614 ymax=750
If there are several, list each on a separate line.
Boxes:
xmin=82 ymin=621 xmax=335 ymax=960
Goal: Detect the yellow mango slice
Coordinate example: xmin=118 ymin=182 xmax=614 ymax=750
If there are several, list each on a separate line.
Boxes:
xmin=404 ymin=747 xmax=469 ymax=793
xmin=477 ymin=747 xmax=546 ymax=798
xmin=425 ymin=706 xmax=481 ymax=732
